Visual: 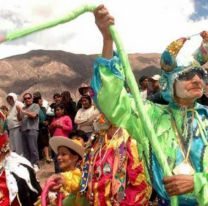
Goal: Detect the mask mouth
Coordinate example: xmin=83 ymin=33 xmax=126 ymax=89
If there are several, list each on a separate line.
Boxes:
xmin=176 ymin=67 xmax=207 ymax=81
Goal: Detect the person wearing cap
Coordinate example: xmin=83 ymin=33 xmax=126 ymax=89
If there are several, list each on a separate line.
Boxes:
xmin=138 ymin=75 xmax=149 ymax=100
xmin=0 ymin=131 xmax=41 ymax=206
xmin=147 ymin=75 xmax=169 ymax=105
xmin=149 ymin=74 xmax=161 ymax=94
xmin=91 ymin=5 xmax=208 ymax=206
xmin=41 ymin=136 xmax=85 ymax=206
xmin=77 ymin=83 xmax=93 ymax=110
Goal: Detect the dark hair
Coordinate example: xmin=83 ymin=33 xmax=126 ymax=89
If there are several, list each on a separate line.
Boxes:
xmin=61 ymin=91 xmax=73 ymax=103
xmin=69 ymin=130 xmax=88 ymax=142
xmin=33 ymin=91 xmax=41 ymax=98
xmin=54 ymin=103 xmax=66 ymax=114
xmin=139 ymin=75 xmax=148 ymax=85
xmin=23 ymin=92 xmax=32 ymax=99
xmin=81 ymin=95 xmax=92 ymax=105
xmin=58 ymin=146 xmax=81 ymax=161
xmin=33 ymin=96 xmax=41 ymax=104
xmin=53 ymin=93 xmax=61 ymax=99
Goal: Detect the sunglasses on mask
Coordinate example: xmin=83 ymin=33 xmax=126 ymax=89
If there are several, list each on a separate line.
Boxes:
xmin=177 ymin=68 xmax=206 ymax=81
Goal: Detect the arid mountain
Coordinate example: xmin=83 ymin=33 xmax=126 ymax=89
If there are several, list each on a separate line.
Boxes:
xmin=0 ymin=50 xmax=160 ymax=104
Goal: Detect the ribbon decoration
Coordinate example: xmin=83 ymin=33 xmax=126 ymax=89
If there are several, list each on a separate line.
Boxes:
xmin=41 ymin=180 xmax=63 ymax=206
xmin=0 ymin=4 xmax=178 ymax=205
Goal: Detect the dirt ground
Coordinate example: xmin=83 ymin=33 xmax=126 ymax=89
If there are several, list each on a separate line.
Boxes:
xmin=36 ymin=160 xmax=55 ymax=187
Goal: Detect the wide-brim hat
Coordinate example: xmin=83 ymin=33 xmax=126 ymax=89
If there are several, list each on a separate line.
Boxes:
xmin=78 ymin=83 xmax=91 ymax=95
xmin=49 ymin=136 xmax=84 ymax=158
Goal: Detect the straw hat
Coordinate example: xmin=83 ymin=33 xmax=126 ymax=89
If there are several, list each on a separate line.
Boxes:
xmin=49 ymin=136 xmax=84 ymax=158
xmin=78 ymin=83 xmax=91 ymax=95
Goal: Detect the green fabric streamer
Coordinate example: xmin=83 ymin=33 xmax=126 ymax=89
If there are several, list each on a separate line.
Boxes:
xmin=5 ymin=4 xmax=96 ymax=42
xmin=2 ymin=4 xmax=177 ymax=205
xmin=109 ymin=26 xmax=178 ymax=205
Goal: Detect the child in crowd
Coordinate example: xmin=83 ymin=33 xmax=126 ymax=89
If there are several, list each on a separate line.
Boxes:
xmin=49 ymin=103 xmax=73 ymax=137
xmin=38 ymin=136 xmax=85 ymax=206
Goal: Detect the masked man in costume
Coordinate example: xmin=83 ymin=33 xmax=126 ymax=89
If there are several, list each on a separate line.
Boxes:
xmin=0 ymin=130 xmax=41 ymax=205
xmin=91 ymin=5 xmax=208 ymax=206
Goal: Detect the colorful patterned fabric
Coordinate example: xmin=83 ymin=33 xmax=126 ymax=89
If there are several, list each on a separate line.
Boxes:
xmin=91 ymin=54 xmax=208 ymax=206
xmin=61 ymin=168 xmax=83 ymax=206
xmin=80 ymin=128 xmax=151 ymax=205
xmin=62 ymin=168 xmax=82 ymax=194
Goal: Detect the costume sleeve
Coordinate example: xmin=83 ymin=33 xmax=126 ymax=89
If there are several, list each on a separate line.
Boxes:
xmin=194 ymin=171 xmax=208 ymax=205
xmin=91 ymin=54 xmax=156 ymax=146
xmin=61 ymin=169 xmax=82 ymax=194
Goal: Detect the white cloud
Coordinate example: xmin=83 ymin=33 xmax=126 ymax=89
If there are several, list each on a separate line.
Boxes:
xmin=0 ymin=0 xmax=207 ymax=59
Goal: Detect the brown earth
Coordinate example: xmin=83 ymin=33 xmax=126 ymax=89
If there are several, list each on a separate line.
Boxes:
xmin=0 ymin=50 xmax=160 ymax=104
xmin=36 ymin=160 xmax=55 ymax=187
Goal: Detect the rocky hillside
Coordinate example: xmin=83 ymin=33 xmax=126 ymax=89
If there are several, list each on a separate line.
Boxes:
xmin=0 ymin=50 xmax=160 ymax=104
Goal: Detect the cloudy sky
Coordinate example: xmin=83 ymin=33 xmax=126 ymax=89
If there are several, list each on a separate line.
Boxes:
xmin=0 ymin=0 xmax=207 ymax=59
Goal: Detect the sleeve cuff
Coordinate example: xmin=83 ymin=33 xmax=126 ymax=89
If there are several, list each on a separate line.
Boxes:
xmin=194 ymin=172 xmax=207 ymax=196
xmin=94 ymin=52 xmax=124 ymax=80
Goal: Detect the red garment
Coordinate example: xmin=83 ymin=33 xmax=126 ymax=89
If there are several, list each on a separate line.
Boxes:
xmin=50 ymin=115 xmax=72 ymax=137
xmin=86 ymin=129 xmax=151 ymax=206
xmin=0 ymin=171 xmax=20 ymax=206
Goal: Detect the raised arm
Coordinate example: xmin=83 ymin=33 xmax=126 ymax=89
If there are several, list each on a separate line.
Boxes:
xmin=92 ymin=5 xmax=144 ymax=140
xmin=94 ymin=5 xmax=114 ymax=59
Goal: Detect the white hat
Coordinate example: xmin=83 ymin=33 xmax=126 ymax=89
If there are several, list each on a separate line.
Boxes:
xmin=49 ymin=136 xmax=84 ymax=158
xmin=151 ymin=74 xmax=161 ymax=81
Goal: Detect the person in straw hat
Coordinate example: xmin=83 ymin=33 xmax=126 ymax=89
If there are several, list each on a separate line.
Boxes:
xmin=39 ymin=136 xmax=85 ymax=206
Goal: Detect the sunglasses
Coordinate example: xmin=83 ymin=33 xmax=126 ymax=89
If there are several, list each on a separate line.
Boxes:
xmin=24 ymin=97 xmax=32 ymax=100
xmin=177 ymin=68 xmax=206 ymax=81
